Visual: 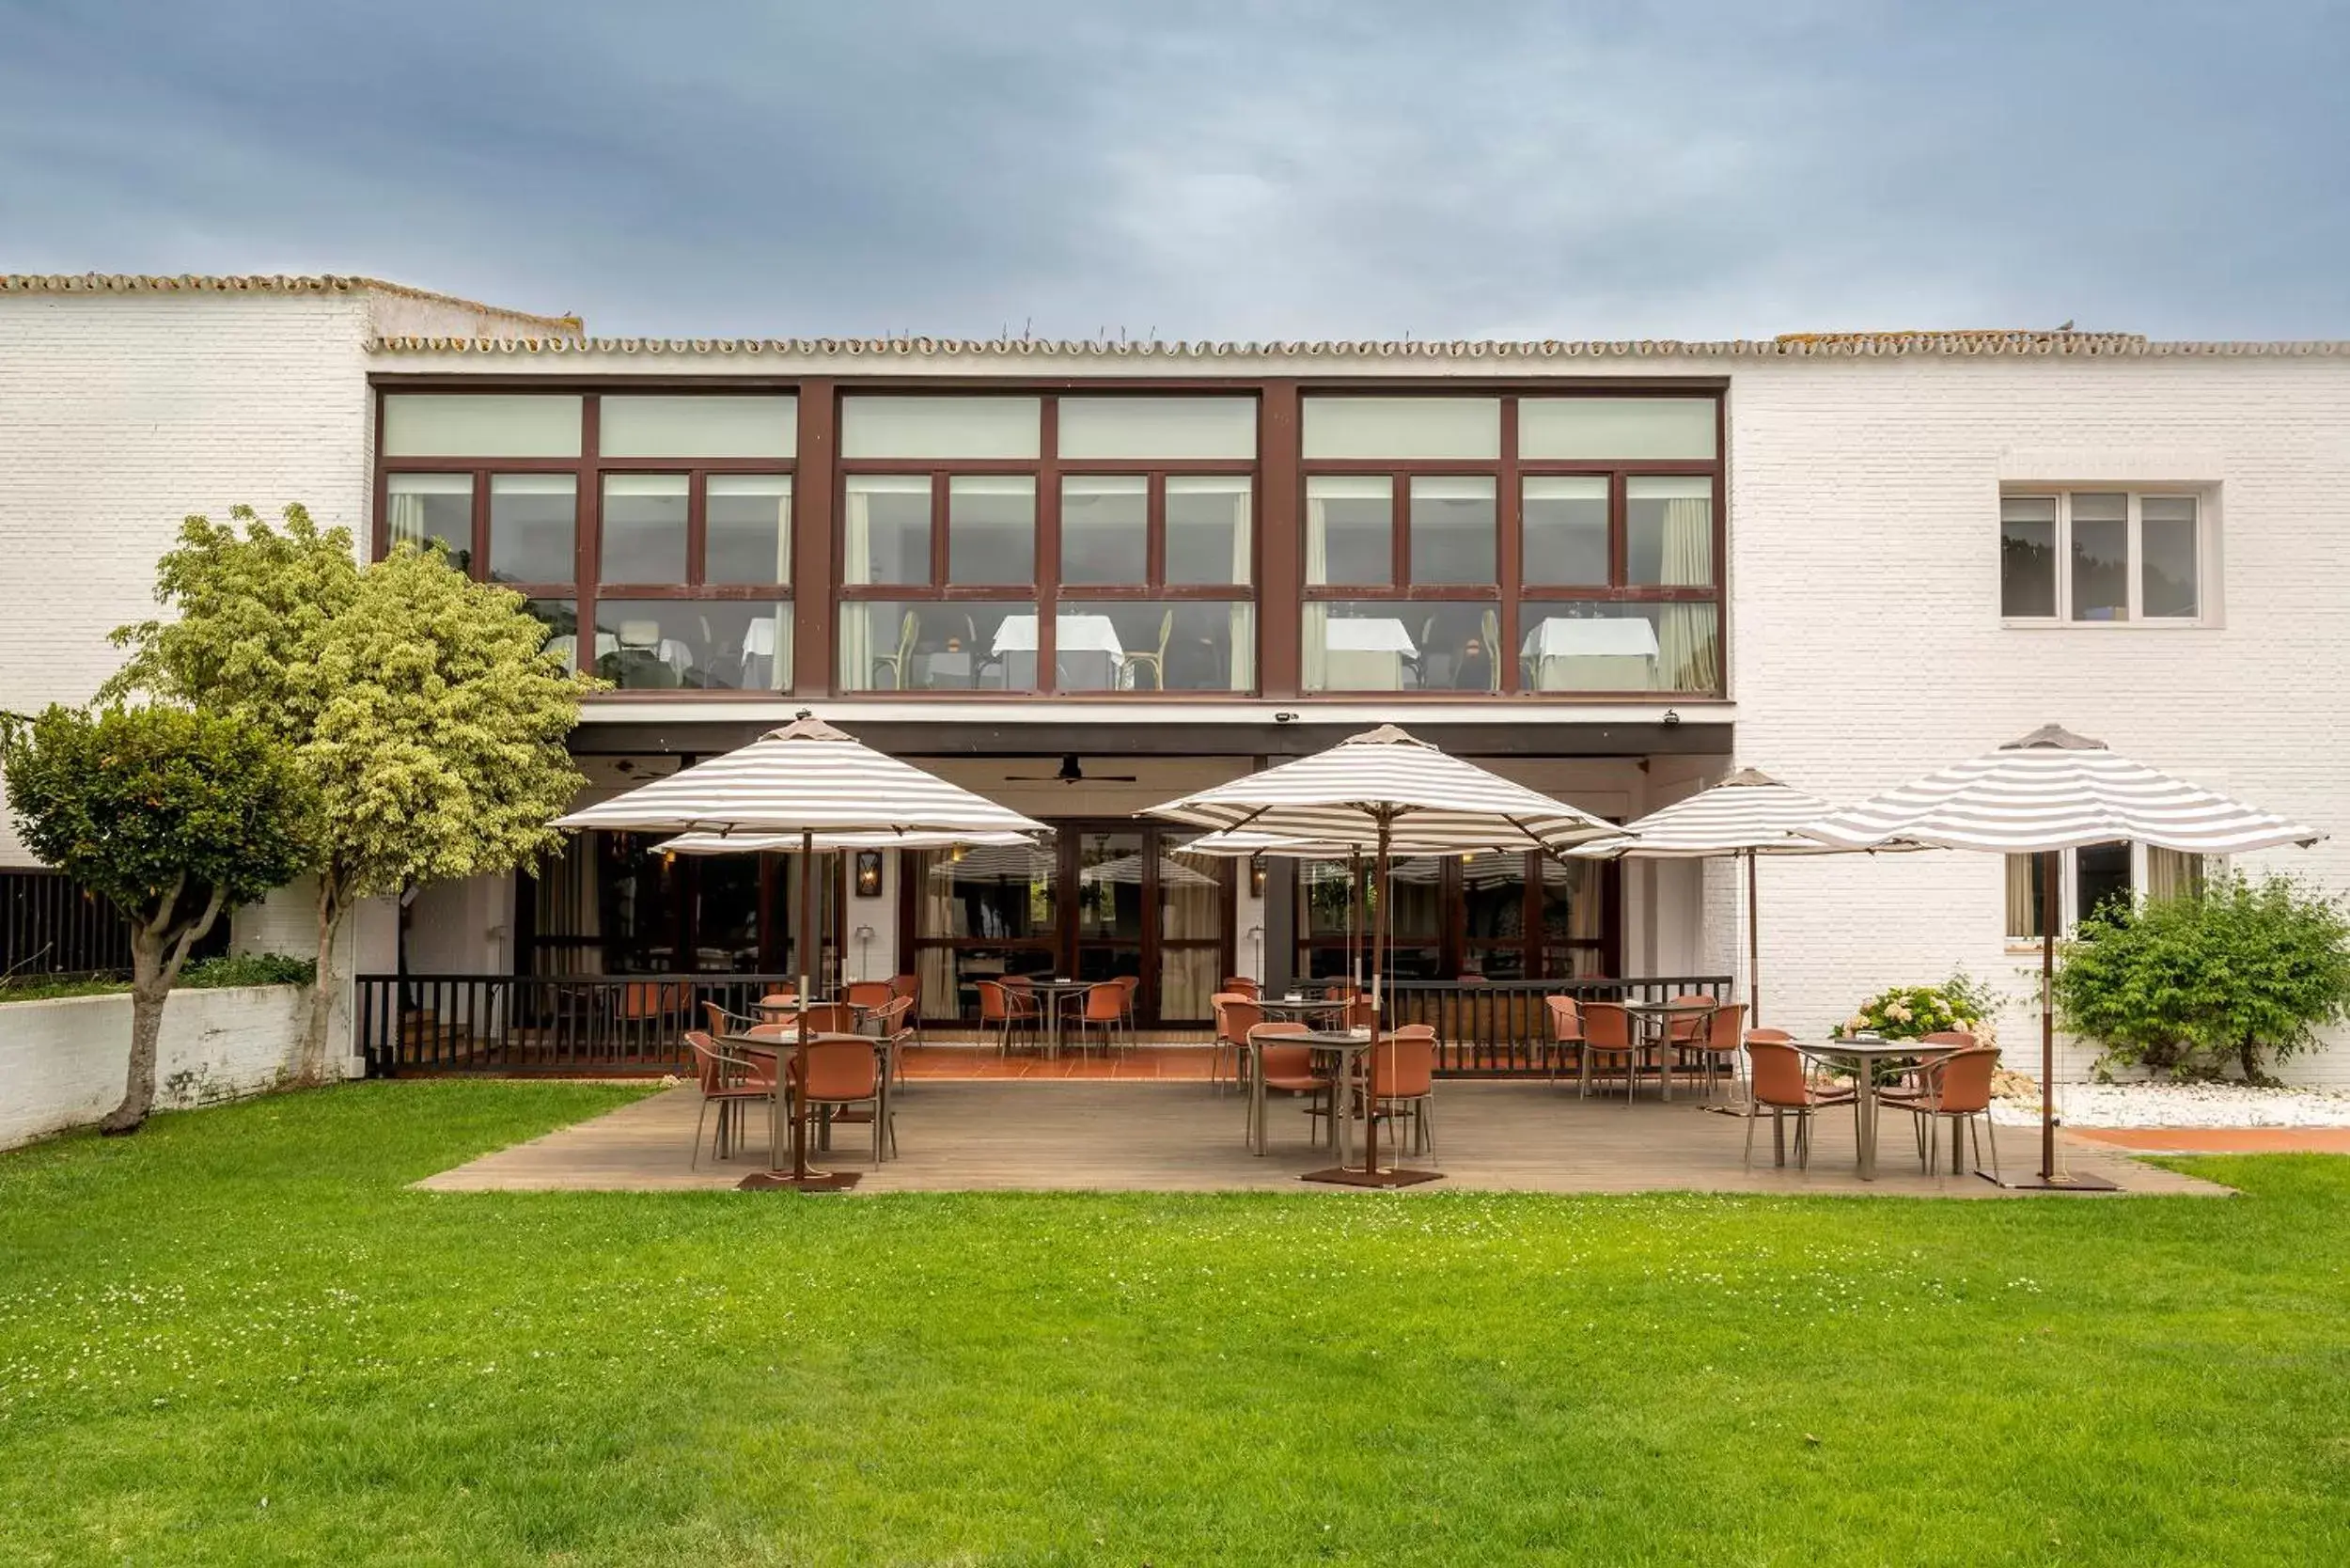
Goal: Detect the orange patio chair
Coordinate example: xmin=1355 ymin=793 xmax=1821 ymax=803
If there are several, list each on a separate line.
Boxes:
xmin=1073 ymin=981 xmax=1128 ymax=1059
xmin=1742 ymin=1037 xmax=1856 ymax=1170
xmin=1577 ymin=1000 xmax=1650 ymax=1105
xmin=787 ymin=1037 xmax=893 ymax=1166
xmin=1543 ymin=995 xmax=1584 ymax=1086
xmin=1362 ymin=1024 xmax=1438 ymax=1158
xmin=1883 ymin=1043 xmax=2001 ymax=1179
xmin=685 ymin=1028 xmax=775 ymax=1168
xmin=1246 ymin=1020 xmax=1332 ymax=1153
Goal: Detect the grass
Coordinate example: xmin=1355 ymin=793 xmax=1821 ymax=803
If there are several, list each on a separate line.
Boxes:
xmin=1 ymin=1084 xmax=2346 ymax=1566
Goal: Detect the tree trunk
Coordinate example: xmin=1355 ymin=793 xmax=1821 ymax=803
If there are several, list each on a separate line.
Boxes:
xmin=302 ymin=874 xmax=346 ymax=1085
xmin=102 ymin=933 xmax=169 ymax=1136
xmin=2238 ymin=1031 xmax=2269 ymax=1087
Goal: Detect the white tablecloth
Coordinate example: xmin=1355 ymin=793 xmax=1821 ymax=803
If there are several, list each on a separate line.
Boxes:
xmin=1520 ymin=617 xmax=1661 ymax=658
xmin=1320 ymin=618 xmax=1417 ymax=655
xmin=992 ymin=614 xmax=1125 ymax=658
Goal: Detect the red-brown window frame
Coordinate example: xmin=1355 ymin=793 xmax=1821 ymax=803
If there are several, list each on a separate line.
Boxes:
xmin=1298 ymin=389 xmax=1726 ymax=698
xmin=832 ymin=390 xmax=1261 ymax=698
xmin=1292 ymin=852 xmax=1622 ymax=981
xmin=370 ymin=391 xmax=797 ymax=685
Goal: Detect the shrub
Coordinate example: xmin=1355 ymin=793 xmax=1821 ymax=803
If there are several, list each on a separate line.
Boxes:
xmin=2054 ymin=870 xmax=2350 ymax=1084
xmin=1834 ymin=973 xmax=2001 ymax=1043
xmin=182 ymin=952 xmax=317 ymax=989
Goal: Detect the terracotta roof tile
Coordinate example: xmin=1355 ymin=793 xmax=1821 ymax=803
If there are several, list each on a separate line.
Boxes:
xmin=363 ymin=329 xmax=2347 ymax=360
xmin=0 ymin=272 xmax=580 ymax=333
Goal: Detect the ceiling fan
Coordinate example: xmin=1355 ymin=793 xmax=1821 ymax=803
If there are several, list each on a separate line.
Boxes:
xmin=1004 ymin=753 xmax=1137 ymax=785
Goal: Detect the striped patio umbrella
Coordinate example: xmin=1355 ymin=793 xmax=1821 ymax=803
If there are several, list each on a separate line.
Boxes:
xmin=1147 ymin=725 xmax=1624 ymax=1187
xmin=1802 ymin=724 xmax=2323 ymax=1188
xmin=655 ymin=829 xmax=1036 ymax=855
xmin=1570 ymin=767 xmax=1912 ymax=1023
xmin=556 ymin=715 xmax=1046 ymax=1190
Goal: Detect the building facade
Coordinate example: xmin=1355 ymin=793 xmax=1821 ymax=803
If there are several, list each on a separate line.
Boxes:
xmin=5 ymin=275 xmax=2345 ymax=1079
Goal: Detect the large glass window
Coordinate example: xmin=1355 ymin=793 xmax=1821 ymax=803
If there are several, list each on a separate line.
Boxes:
xmin=2005 ymin=844 xmax=2207 ymax=943
xmin=385 ymin=473 xmax=474 ymax=572
xmin=1521 ymin=476 xmax=1609 ymax=585
xmin=592 ymin=600 xmax=791 ymax=691
xmin=1520 ymin=602 xmax=1720 ymax=694
xmin=2001 ymin=491 xmax=2205 ymax=625
xmin=838 ymin=394 xmax=1259 ymax=696
xmin=947 ymin=477 xmax=1036 ymax=584
xmin=1296 ymin=849 xmax=1606 ymax=980
xmin=379 ymin=391 xmax=795 ymax=687
xmin=489 ymin=475 xmax=576 ymax=585
xmin=599 ymin=396 xmax=795 ymax=459
xmin=1301 ymin=394 xmax=1718 ymax=697
xmin=1306 ymin=477 xmax=1393 ymax=586
xmin=600 ymin=474 xmax=688 ymax=583
xmin=837 ymin=601 xmax=1039 ymax=691
xmin=383 ymin=395 xmax=582 ymax=458
xmin=705 ymin=476 xmax=792 ymax=585
xmin=1165 ymin=477 xmax=1252 ymax=585
xmin=1057 ymin=603 xmax=1254 ymax=691
xmin=1060 ymin=476 xmax=1149 ymax=584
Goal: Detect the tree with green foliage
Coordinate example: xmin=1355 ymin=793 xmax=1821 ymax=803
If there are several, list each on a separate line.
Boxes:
xmin=107 ymin=505 xmax=595 ymax=1079
xmin=0 ymin=705 xmax=313 ymax=1131
xmin=2055 ymin=870 xmax=2350 ymax=1083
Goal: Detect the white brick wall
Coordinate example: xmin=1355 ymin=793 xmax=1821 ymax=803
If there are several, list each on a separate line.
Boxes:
xmin=1716 ymin=353 xmax=2350 ymax=1084
xmin=0 ymin=985 xmax=306 ymax=1151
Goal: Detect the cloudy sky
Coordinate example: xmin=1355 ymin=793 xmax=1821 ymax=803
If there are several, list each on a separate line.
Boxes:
xmin=3 ymin=1 xmax=2344 ymax=340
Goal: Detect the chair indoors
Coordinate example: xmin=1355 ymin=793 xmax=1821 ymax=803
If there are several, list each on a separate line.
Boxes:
xmin=1882 ymin=1043 xmax=2002 ymax=1178
xmin=1577 ymin=1000 xmax=1650 ymax=1105
xmin=1741 ymin=1037 xmax=1857 ymax=1170
xmin=685 ymin=1028 xmax=775 ymax=1169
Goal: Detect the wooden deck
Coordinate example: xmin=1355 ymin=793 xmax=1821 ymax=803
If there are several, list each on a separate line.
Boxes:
xmin=418 ymin=1079 xmax=2226 ymax=1198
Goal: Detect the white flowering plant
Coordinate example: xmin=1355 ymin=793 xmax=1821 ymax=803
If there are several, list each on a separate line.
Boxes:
xmin=1832 ymin=973 xmax=2000 ymax=1044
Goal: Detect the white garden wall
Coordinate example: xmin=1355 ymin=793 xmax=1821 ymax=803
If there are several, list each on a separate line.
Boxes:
xmin=0 ymin=984 xmax=307 ymax=1151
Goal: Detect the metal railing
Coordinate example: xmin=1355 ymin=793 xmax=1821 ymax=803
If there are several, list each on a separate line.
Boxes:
xmin=360 ymin=971 xmax=1734 ymax=1078
xmin=1388 ymin=976 xmax=1734 ymax=1075
xmin=2 ymin=869 xmax=133 ymax=980
xmin=356 ymin=973 xmax=808 ymax=1077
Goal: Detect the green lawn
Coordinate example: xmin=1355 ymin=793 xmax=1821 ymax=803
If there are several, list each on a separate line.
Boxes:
xmin=1 ymin=1084 xmax=2345 ymax=1566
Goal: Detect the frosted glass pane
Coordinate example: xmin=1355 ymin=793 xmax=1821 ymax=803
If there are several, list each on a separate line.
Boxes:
xmin=383 ymin=395 xmax=582 ymax=458
xmin=841 ymin=396 xmax=1040 ymax=458
xmin=1301 ymin=397 xmax=1498 ymax=459
xmin=1520 ymin=398 xmax=1716 ymax=459
xmin=600 ymin=396 xmax=795 ymax=458
xmin=1057 ymin=397 xmax=1256 ymax=459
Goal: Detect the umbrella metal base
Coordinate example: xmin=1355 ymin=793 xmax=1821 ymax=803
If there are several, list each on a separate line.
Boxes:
xmin=1300 ymin=1166 xmax=1444 ymax=1188
xmin=1982 ymin=1169 xmax=2120 ymax=1193
xmin=738 ymin=1169 xmax=862 ymax=1192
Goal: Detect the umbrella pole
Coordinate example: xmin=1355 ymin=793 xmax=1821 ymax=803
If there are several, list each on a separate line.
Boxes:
xmin=2041 ymin=847 xmax=2057 ymax=1183
xmin=1303 ymin=811 xmax=1437 ymax=1187
xmin=743 ymin=828 xmax=858 ymax=1191
xmin=1746 ymin=849 xmax=1761 ymax=1025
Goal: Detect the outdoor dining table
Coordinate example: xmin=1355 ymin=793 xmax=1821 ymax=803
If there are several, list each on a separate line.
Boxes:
xmin=1257 ymin=995 xmax=1355 ymax=1024
xmin=1247 ymin=1029 xmax=1374 ymax=1161
xmin=1622 ymin=998 xmax=1717 ymax=1103
xmin=1790 ymin=1037 xmax=1964 ymax=1180
xmin=721 ymin=1028 xmax=885 ymax=1167
xmin=1022 ymin=978 xmax=1095 ymax=1059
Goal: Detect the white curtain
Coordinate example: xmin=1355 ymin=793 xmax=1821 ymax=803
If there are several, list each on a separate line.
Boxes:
xmin=840 ymin=480 xmax=877 ymax=687
xmin=2145 ymin=848 xmax=2206 ymax=902
xmin=2005 ymin=855 xmax=2043 ymax=941
xmin=388 ymin=493 xmax=428 ymax=549
xmin=1228 ymin=604 xmax=1256 ymax=692
xmin=1654 ymin=493 xmax=1719 ymax=693
xmin=1301 ymin=485 xmax=1339 ymax=692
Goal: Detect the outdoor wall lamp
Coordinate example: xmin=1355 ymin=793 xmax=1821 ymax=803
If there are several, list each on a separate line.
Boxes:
xmin=854 ymin=849 xmax=884 ymax=897
xmin=1248 ymin=855 xmax=1266 ymax=897
xmin=1274 ymin=711 xmax=1297 ymax=723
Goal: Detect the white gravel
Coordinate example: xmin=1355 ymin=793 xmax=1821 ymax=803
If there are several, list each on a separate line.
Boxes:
xmin=1990 ymin=1079 xmax=2350 ymax=1129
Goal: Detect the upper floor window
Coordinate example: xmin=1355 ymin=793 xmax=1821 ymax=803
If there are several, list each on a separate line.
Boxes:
xmin=1300 ymin=393 xmax=1721 ymax=697
xmin=837 ymin=394 xmax=1258 ymax=696
xmin=2001 ymin=491 xmax=2203 ymax=623
xmin=376 ymin=393 xmax=795 ymax=692
xmin=2007 ymin=844 xmax=2208 ymax=943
